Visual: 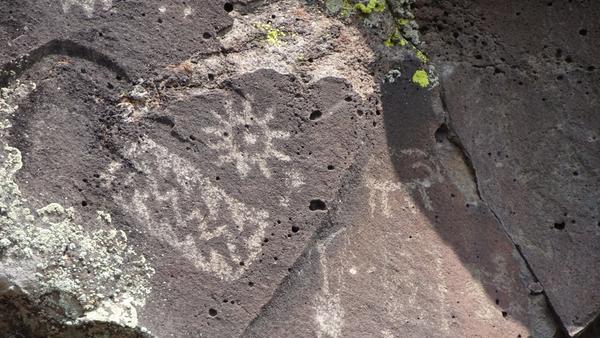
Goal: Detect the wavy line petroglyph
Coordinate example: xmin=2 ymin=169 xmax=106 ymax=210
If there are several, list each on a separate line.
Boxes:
xmin=202 ymin=97 xmax=291 ymax=178
xmin=60 ymin=0 xmax=112 ymax=17
xmin=115 ymin=138 xmax=270 ymax=282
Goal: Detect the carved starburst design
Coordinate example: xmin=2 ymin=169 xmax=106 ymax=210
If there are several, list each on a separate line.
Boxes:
xmin=202 ymin=97 xmax=291 ymax=178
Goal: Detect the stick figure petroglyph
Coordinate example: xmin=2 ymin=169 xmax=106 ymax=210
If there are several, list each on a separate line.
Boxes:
xmin=367 ymin=179 xmax=407 ymax=218
xmin=367 ymin=148 xmax=444 ymax=217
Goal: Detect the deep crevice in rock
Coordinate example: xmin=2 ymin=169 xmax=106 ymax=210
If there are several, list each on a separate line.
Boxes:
xmin=438 ymin=85 xmax=571 ymax=336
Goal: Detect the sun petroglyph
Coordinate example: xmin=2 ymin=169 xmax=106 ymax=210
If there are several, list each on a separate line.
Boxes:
xmin=115 ymin=137 xmax=270 ymax=282
xmin=202 ymin=97 xmax=291 ymax=178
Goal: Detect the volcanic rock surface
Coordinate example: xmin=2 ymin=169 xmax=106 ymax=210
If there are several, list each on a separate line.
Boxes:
xmin=0 ymin=0 xmax=598 ymax=337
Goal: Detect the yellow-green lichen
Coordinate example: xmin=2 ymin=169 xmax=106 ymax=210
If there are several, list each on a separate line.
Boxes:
xmin=384 ymin=30 xmax=408 ymax=47
xmin=254 ymin=22 xmax=287 ymax=46
xmin=414 ymin=49 xmax=428 ymax=63
xmin=382 ymin=14 xmax=430 ymax=66
xmin=354 ymin=0 xmax=386 ymax=14
xmin=412 ymin=69 xmax=430 ymax=88
xmin=383 ymin=15 xmax=421 ymax=48
xmin=340 ymin=0 xmax=353 ymax=17
xmin=324 ymin=0 xmax=350 ymax=16
xmin=396 ymin=18 xmax=410 ymax=26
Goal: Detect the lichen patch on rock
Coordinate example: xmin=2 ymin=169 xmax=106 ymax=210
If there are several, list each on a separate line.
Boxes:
xmin=0 ymin=81 xmax=154 ymax=329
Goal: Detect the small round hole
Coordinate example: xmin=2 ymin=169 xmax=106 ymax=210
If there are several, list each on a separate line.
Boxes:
xmin=223 ymin=2 xmax=234 ymax=12
xmin=309 ymin=199 xmax=327 ymax=211
xmin=309 ymin=110 xmax=322 ymax=121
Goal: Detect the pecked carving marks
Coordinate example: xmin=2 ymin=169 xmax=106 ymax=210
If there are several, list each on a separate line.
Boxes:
xmin=0 ymin=39 xmax=130 ymax=88
xmin=60 ymin=0 xmax=113 ymax=17
xmin=367 ymin=148 xmax=444 ymax=216
xmin=314 ymin=228 xmax=346 ymax=338
xmin=202 ymin=96 xmax=291 ymax=178
xmin=112 ymin=137 xmax=271 ymax=282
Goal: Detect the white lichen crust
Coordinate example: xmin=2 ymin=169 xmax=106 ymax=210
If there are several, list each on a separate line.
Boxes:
xmin=0 ymin=81 xmax=154 ymax=328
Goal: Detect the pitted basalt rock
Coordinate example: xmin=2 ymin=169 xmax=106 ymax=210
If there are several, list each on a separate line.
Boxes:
xmin=0 ymin=0 xmax=230 ymax=79
xmin=0 ymin=74 xmax=153 ymax=335
xmin=107 ymin=69 xmax=371 ymax=337
xmin=0 ymin=0 xmax=598 ymax=337
xmin=413 ymin=0 xmax=600 ymax=335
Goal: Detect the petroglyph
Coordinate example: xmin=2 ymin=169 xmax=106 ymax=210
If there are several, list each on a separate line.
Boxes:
xmin=286 ymin=169 xmax=305 ymax=188
xmin=202 ymin=97 xmax=291 ymax=178
xmin=367 ymin=179 xmax=407 ymax=217
xmin=367 ymin=149 xmax=443 ymax=217
xmin=114 ymin=137 xmax=270 ymax=282
xmin=60 ymin=0 xmax=112 ymax=17
xmin=315 ymin=228 xmax=346 ymax=338
xmin=398 ymin=148 xmax=444 ymax=210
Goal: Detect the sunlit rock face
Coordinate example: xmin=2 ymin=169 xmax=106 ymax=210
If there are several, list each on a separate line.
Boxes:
xmin=0 ymin=1 xmax=598 ymax=337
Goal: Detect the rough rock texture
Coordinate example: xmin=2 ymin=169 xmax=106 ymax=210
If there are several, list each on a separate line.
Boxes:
xmin=0 ymin=0 xmax=598 ymax=337
xmin=412 ymin=1 xmax=600 ymax=335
